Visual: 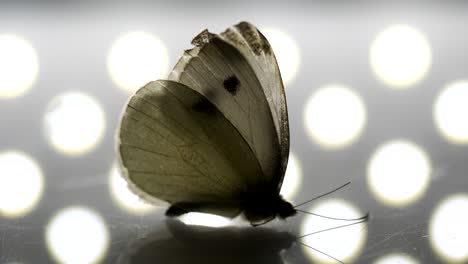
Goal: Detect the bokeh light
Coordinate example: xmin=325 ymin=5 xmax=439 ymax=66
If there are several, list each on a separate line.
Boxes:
xmin=429 ymin=193 xmax=468 ymax=263
xmin=367 ymin=140 xmax=431 ymax=207
xmin=370 ymin=24 xmax=431 ymax=88
xmin=261 ymin=28 xmax=300 ymax=86
xmin=374 ymin=253 xmax=419 ymax=264
xmin=108 ymin=31 xmax=169 ymax=93
xmin=300 ymin=199 xmax=367 ymax=263
xmin=0 ymin=151 xmax=44 ymax=218
xmin=280 ymin=152 xmax=302 ymax=202
xmin=180 ymin=212 xmax=231 ymax=228
xmin=0 ymin=34 xmax=39 ymax=99
xmin=46 ymin=206 xmax=110 ymax=264
xmin=109 ymin=165 xmax=156 ymax=215
xmin=44 ymin=92 xmax=106 ymax=156
xmin=434 ymin=80 xmax=468 ymax=144
xmin=304 ymin=84 xmax=367 ymax=148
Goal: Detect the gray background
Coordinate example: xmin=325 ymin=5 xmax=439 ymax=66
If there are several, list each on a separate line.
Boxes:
xmin=1 ymin=1 xmax=467 ymax=263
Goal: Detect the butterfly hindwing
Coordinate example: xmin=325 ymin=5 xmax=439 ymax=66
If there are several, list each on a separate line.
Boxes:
xmin=118 ymin=80 xmax=265 ymax=217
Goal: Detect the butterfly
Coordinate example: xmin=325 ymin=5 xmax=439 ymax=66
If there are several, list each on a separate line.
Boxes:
xmin=117 ymin=21 xmax=294 ymax=226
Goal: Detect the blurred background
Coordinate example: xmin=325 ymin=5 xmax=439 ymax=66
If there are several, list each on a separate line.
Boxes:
xmin=1 ymin=1 xmax=468 ymax=263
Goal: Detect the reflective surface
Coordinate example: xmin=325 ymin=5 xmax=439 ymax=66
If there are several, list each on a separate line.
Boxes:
xmin=1 ymin=1 xmax=468 ymax=263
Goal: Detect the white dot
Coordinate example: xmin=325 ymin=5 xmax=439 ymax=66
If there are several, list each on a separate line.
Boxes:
xmin=108 ymin=31 xmax=169 ymax=93
xmin=0 ymin=34 xmax=39 ymax=99
xmin=280 ymin=152 xmax=302 ymax=201
xmin=429 ymin=194 xmax=468 ymax=263
xmin=46 ymin=207 xmax=110 ymax=264
xmin=434 ymin=81 xmax=468 ymax=144
xmin=370 ymin=24 xmax=431 ymax=88
xmin=180 ymin=212 xmax=231 ymax=228
xmin=44 ymin=92 xmax=106 ymax=155
xmin=261 ymin=28 xmax=300 ymax=86
xmin=367 ymin=140 xmax=431 ymax=207
xmin=300 ymin=199 xmax=367 ymax=263
xmin=374 ymin=253 xmax=419 ymax=264
xmin=0 ymin=151 xmax=44 ymax=218
xmin=109 ymin=165 xmax=156 ymax=215
xmin=304 ymin=85 xmax=367 ymax=148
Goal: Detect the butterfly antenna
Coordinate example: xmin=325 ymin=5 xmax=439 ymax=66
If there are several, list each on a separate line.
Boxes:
xmin=296 ymin=215 xmax=369 ymax=239
xmin=293 ymin=181 xmax=351 ymax=208
xmin=297 ymin=210 xmax=370 ymax=222
xmin=294 ymin=215 xmax=369 ymax=264
xmin=297 ymin=241 xmax=345 ymax=264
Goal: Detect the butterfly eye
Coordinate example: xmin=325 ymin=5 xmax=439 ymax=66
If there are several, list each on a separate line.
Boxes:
xmin=223 ymin=75 xmax=240 ymax=95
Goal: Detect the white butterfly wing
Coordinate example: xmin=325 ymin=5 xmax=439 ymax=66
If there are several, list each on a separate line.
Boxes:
xmin=118 ymin=80 xmax=264 ymax=217
xmin=221 ymin=22 xmax=290 ymax=190
xmin=168 ymin=23 xmax=289 ymax=191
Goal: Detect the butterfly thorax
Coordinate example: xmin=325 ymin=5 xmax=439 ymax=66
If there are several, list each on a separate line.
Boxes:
xmin=240 ymin=187 xmax=296 ymax=224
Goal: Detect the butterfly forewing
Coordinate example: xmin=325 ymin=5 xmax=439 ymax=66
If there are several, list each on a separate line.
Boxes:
xmin=168 ymin=25 xmax=287 ymax=190
xmin=221 ymin=22 xmax=290 ymax=191
xmin=118 ymin=80 xmax=265 ymax=217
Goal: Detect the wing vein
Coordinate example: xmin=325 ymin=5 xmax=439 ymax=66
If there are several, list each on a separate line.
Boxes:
xmin=196 ymin=49 xmax=250 ymax=115
xmin=128 ymin=98 xmax=208 ymax=146
xmin=120 ymin=144 xmax=176 ymax=158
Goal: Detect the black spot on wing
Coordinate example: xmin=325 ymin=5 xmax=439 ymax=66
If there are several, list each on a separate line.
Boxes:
xmin=192 ymin=96 xmax=216 ymax=114
xmin=223 ymin=76 xmax=240 ymax=95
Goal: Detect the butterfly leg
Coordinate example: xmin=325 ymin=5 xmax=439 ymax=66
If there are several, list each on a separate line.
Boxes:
xmin=166 ymin=202 xmax=241 ymax=218
xmin=250 ymin=216 xmax=275 ymax=227
xmin=165 ymin=202 xmax=202 ymax=217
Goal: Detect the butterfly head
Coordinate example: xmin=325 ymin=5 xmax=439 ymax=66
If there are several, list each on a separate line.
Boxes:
xmin=277 ymin=197 xmax=296 ymax=219
xmin=242 ymin=188 xmax=297 ymax=225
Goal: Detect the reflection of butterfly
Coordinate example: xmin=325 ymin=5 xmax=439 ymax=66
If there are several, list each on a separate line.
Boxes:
xmin=117 ymin=219 xmax=295 ymax=264
xmin=118 ymin=21 xmax=295 ymax=226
